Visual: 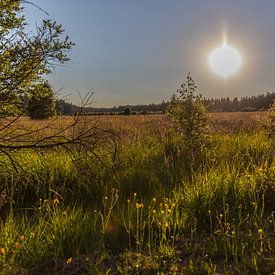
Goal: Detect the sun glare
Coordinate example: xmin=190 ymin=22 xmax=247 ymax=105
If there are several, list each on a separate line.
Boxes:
xmin=208 ymin=39 xmax=242 ymax=78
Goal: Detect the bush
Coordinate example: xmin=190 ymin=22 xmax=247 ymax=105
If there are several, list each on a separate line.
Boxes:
xmin=265 ymin=100 xmax=275 ymax=137
xmin=168 ymin=74 xmax=209 ymax=176
xmin=123 ymin=107 xmax=132 ymax=115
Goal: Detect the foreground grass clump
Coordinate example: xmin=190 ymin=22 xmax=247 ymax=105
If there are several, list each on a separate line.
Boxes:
xmin=0 ymin=123 xmax=274 ymax=273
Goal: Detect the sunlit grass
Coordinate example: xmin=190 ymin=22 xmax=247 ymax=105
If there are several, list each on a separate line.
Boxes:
xmin=0 ymin=114 xmax=274 ymax=273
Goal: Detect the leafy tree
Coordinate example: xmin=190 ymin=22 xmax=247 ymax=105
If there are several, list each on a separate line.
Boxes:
xmin=123 ymin=107 xmax=132 ymax=115
xmin=0 ymin=0 xmax=73 ymax=116
xmin=27 ymin=82 xmax=56 ymax=119
xmin=0 ymin=1 xmax=116 ymax=170
xmin=168 ymin=74 xmax=209 ymax=177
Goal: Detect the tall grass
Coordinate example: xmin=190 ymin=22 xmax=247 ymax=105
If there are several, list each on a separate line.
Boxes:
xmin=0 ymin=116 xmax=274 ymax=273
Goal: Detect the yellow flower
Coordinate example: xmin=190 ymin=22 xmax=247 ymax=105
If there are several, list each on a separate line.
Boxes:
xmin=214 ymin=229 xmax=221 ymax=235
xmin=168 ymin=209 xmax=172 ymax=213
xmin=164 ymin=203 xmax=168 ymax=209
xmin=134 ymin=193 xmax=137 ymax=197
xmin=208 ymin=209 xmax=211 ymax=214
xmin=104 ymin=196 xmax=108 ymax=200
xmin=165 ymin=222 xmax=169 ymax=227
xmin=66 ymin=257 xmax=73 ymax=264
xmin=160 ymin=210 xmax=164 ymax=214
xmin=219 ymin=214 xmax=223 ymax=219
xmin=20 ymin=235 xmax=24 ymax=241
xmin=136 ymin=203 xmax=144 ymax=209
xmin=53 ymin=198 xmax=60 ymax=205
xmin=258 ymin=228 xmax=263 ymax=234
xmin=0 ymin=248 xmax=5 ymax=254
xmin=30 ymin=232 xmax=35 ymax=238
xmin=152 ymin=210 xmax=156 ymax=214
xmin=127 ymin=199 xmax=130 ymax=204
xmin=15 ymin=242 xmax=20 ymax=249
xmin=152 ymin=198 xmax=156 ymax=202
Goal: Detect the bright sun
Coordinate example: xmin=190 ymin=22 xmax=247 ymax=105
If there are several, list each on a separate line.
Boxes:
xmin=208 ymin=40 xmax=242 ymax=78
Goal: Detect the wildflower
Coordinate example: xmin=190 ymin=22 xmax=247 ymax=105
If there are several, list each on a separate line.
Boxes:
xmin=152 ymin=210 xmax=156 ymax=214
xmin=136 ymin=203 xmax=143 ymax=209
xmin=20 ymin=235 xmax=24 ymax=241
xmin=127 ymin=199 xmax=130 ymax=204
xmin=85 ymin=257 xmax=90 ymax=262
xmin=208 ymin=209 xmax=211 ymax=214
xmin=0 ymin=248 xmax=5 ymax=254
xmin=168 ymin=209 xmax=172 ymax=213
xmin=165 ymin=222 xmax=169 ymax=227
xmin=258 ymin=228 xmax=263 ymax=234
xmin=30 ymin=232 xmax=35 ymax=238
xmin=219 ymin=214 xmax=223 ymax=219
xmin=231 ymin=231 xmax=235 ymax=237
xmin=104 ymin=196 xmax=108 ymax=200
xmin=152 ymin=198 xmax=156 ymax=202
xmin=134 ymin=193 xmax=137 ymax=197
xmin=214 ymin=229 xmax=221 ymax=236
xmin=164 ymin=203 xmax=168 ymax=209
xmin=53 ymin=198 xmax=60 ymax=205
xmin=66 ymin=257 xmax=73 ymax=264
xmin=15 ymin=242 xmax=20 ymax=249
xmin=171 ymin=203 xmax=176 ymax=208
xmin=160 ymin=210 xmax=164 ymax=214
xmin=252 ymin=202 xmax=256 ymax=207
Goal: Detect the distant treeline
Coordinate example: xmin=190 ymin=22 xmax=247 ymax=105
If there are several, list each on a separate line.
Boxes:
xmin=56 ymin=92 xmax=275 ymax=115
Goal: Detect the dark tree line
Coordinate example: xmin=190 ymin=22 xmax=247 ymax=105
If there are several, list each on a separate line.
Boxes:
xmin=56 ymin=92 xmax=275 ymax=115
xmin=203 ymin=92 xmax=275 ymax=112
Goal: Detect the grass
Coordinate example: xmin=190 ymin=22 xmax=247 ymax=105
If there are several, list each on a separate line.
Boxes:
xmin=0 ymin=113 xmax=274 ymax=274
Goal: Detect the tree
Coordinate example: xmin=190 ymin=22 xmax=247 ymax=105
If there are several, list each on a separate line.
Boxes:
xmin=123 ymin=107 xmax=132 ymax=115
xmin=168 ymin=74 xmax=209 ymax=177
xmin=0 ymin=0 xmax=73 ymax=116
xmin=27 ymin=82 xmax=56 ymax=119
xmin=0 ymin=1 xmax=115 ymax=170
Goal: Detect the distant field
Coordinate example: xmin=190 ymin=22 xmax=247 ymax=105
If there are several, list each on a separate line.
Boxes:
xmin=1 ymin=111 xmax=268 ymax=135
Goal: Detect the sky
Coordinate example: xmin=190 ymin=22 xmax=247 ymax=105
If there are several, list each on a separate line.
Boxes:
xmin=24 ymin=1 xmax=275 ymax=107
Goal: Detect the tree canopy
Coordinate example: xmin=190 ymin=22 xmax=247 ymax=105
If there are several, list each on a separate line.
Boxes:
xmin=0 ymin=0 xmax=73 ymax=116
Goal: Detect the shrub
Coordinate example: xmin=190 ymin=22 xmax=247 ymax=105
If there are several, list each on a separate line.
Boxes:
xmin=123 ymin=107 xmax=132 ymax=115
xmin=265 ymin=100 xmax=275 ymax=137
xmin=168 ymin=74 xmax=209 ymax=176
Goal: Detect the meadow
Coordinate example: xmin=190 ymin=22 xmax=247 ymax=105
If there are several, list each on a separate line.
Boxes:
xmin=0 ymin=112 xmax=274 ymax=274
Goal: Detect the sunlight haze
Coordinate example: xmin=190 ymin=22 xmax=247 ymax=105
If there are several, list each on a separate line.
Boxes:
xmin=24 ymin=0 xmax=275 ymax=107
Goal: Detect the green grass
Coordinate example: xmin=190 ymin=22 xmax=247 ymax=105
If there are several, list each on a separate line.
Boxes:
xmin=0 ymin=129 xmax=274 ymax=274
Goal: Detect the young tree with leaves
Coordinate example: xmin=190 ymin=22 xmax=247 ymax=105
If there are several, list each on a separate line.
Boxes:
xmin=168 ymin=74 xmax=209 ymax=178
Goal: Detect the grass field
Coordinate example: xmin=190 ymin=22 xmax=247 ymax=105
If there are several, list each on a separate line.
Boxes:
xmin=0 ymin=112 xmax=274 ymax=274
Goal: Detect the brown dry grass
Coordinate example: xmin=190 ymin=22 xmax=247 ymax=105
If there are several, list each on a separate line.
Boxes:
xmin=0 ymin=112 xmax=268 ymax=140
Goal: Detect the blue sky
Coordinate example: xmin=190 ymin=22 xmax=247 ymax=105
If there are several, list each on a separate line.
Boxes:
xmin=24 ymin=1 xmax=275 ymax=107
